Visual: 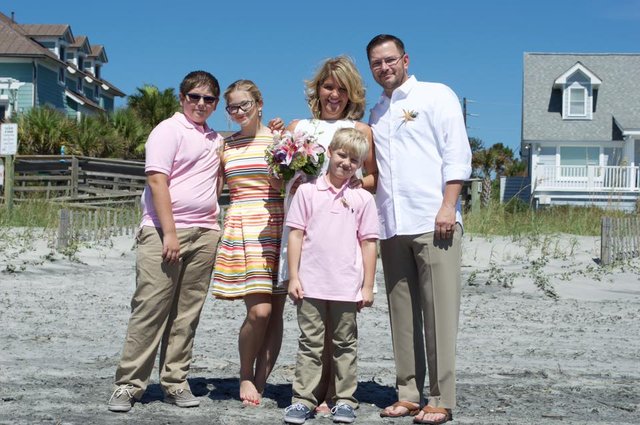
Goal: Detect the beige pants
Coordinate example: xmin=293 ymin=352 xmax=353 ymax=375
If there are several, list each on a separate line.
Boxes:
xmin=291 ymin=298 xmax=359 ymax=409
xmin=114 ymin=226 xmax=220 ymax=399
xmin=380 ymin=224 xmax=462 ymax=409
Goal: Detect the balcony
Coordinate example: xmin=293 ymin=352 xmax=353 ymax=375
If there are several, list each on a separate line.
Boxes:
xmin=534 ymin=165 xmax=640 ymax=192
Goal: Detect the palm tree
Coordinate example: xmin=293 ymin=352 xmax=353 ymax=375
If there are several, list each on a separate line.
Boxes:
xmin=15 ymin=107 xmax=77 ymax=155
xmin=127 ymin=85 xmax=180 ymax=129
xmin=110 ymin=108 xmax=149 ymax=159
xmin=76 ymin=114 xmax=126 ymax=157
xmin=472 ymin=142 xmax=515 ymax=206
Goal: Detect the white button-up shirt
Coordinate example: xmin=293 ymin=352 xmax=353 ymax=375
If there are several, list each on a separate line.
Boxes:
xmin=369 ymin=76 xmax=472 ymax=239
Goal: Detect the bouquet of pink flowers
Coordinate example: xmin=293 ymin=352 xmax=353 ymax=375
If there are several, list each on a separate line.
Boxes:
xmin=265 ymin=130 xmax=326 ymax=194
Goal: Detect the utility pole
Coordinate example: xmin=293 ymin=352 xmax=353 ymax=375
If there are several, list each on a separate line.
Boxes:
xmin=462 ymin=97 xmax=478 ymax=129
xmin=463 ymin=97 xmax=467 ymax=128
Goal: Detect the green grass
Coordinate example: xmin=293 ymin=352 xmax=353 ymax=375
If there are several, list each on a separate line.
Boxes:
xmin=0 ymin=200 xmax=61 ymax=228
xmin=463 ymin=200 xmax=633 ymax=237
xmin=1 ymin=198 xmax=634 ymax=238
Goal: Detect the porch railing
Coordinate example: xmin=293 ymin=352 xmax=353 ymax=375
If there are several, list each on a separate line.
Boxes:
xmin=534 ymin=165 xmax=640 ymax=191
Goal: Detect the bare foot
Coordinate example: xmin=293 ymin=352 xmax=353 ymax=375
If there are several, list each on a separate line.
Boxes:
xmin=315 ymin=401 xmax=331 ymax=414
xmin=239 ymin=380 xmax=261 ymax=406
xmin=379 ymin=400 xmax=420 ymax=417
xmin=413 ymin=406 xmax=452 ymax=424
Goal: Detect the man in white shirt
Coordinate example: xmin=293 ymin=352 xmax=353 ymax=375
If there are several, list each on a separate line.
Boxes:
xmin=367 ymin=34 xmax=472 ymax=425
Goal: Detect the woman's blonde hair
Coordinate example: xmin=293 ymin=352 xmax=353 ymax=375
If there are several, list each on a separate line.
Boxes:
xmin=329 ymin=127 xmax=369 ymax=162
xmin=305 ymin=56 xmax=366 ymax=120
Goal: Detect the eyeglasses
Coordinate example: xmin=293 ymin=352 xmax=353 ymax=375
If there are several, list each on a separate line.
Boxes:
xmin=370 ymin=55 xmax=404 ymax=70
xmin=185 ymin=93 xmax=218 ymax=104
xmin=225 ymin=100 xmax=255 ymax=114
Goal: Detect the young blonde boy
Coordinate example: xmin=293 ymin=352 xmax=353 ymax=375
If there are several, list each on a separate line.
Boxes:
xmin=284 ymin=127 xmax=379 ymax=424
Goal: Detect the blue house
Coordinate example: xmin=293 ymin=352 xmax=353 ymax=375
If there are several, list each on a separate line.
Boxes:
xmin=522 ymin=53 xmax=640 ymax=211
xmin=0 ymin=12 xmax=124 ymax=121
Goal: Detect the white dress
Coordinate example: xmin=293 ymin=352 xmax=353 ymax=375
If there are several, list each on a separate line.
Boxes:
xmin=277 ymin=118 xmax=356 ymax=285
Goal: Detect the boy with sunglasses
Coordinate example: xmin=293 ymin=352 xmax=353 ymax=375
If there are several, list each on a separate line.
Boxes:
xmin=108 ymin=71 xmax=224 ymax=412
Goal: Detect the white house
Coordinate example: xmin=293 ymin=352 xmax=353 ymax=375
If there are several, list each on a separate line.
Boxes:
xmin=522 ymin=53 xmax=640 ymax=211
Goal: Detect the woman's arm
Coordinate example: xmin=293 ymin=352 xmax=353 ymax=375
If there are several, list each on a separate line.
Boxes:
xmin=355 ymin=121 xmax=378 ymax=193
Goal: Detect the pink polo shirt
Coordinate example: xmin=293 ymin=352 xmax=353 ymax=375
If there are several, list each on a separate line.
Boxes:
xmin=286 ymin=175 xmax=379 ymax=302
xmin=140 ymin=112 xmax=223 ymax=230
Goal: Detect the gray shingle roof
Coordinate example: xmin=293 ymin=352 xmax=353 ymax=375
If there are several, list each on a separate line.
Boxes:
xmin=0 ymin=15 xmax=63 ymax=61
xmin=21 ymin=24 xmax=73 ymax=43
xmin=0 ymin=12 xmax=124 ymax=97
xmin=522 ymin=53 xmax=640 ymax=142
xmin=89 ymin=44 xmax=107 ymax=62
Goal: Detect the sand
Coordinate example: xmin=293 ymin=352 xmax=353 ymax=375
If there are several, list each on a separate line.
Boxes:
xmin=0 ymin=228 xmax=638 ymax=424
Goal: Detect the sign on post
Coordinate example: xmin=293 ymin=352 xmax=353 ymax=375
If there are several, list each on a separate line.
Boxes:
xmin=0 ymin=123 xmax=18 ymax=155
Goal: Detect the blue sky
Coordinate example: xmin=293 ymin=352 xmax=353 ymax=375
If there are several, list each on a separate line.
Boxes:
xmin=5 ymin=0 xmax=640 ymax=153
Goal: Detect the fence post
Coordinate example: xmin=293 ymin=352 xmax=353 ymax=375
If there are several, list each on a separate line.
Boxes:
xmin=471 ymin=180 xmax=481 ymax=212
xmin=601 ymin=216 xmax=611 ymax=266
xmin=3 ymin=155 xmax=14 ymax=212
xmin=71 ymin=156 xmax=79 ymax=198
xmin=57 ymin=209 xmax=71 ymax=251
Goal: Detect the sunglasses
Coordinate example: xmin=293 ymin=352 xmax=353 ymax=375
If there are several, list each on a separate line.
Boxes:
xmin=185 ymin=93 xmax=218 ymax=104
xmin=225 ymin=100 xmax=255 ymax=114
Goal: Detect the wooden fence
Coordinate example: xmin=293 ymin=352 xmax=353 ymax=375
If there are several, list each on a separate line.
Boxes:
xmin=7 ymin=155 xmax=146 ymax=207
xmin=56 ymin=207 xmax=141 ymax=249
xmin=601 ymin=216 xmax=640 ymax=265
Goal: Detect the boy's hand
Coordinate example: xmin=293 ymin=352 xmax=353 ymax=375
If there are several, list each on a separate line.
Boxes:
xmin=357 ymin=287 xmax=374 ymax=312
xmin=267 ymin=117 xmax=285 ymax=132
xmin=288 ymin=278 xmax=304 ymax=303
xmin=161 ymin=233 xmax=181 ymax=264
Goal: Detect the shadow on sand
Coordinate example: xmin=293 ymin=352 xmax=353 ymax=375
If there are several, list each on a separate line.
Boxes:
xmin=141 ymin=377 xmax=395 ymax=409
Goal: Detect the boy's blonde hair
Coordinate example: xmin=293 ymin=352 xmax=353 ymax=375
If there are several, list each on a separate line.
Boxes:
xmin=329 ymin=128 xmax=369 ymax=162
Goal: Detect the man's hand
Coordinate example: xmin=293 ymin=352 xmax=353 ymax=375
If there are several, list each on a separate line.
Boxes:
xmin=434 ymin=204 xmax=456 ymax=240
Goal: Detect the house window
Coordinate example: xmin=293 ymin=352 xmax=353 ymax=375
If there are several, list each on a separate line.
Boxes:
xmin=94 ymin=85 xmax=100 ymax=99
xmin=568 ymin=87 xmax=587 ymax=117
xmin=560 ymin=146 xmax=599 ymax=177
xmin=78 ymin=76 xmax=83 ymax=91
xmin=94 ymin=65 xmax=101 ymax=79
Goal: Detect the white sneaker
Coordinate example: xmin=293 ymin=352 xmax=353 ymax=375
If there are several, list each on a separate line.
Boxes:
xmin=164 ymin=388 xmax=200 ymax=408
xmin=107 ymin=384 xmax=135 ymax=412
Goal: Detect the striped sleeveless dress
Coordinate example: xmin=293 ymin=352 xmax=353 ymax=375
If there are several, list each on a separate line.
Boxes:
xmin=211 ymin=133 xmax=285 ymax=298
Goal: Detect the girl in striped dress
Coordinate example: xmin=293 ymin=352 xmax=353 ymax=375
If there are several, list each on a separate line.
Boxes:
xmin=211 ymin=80 xmax=285 ymax=406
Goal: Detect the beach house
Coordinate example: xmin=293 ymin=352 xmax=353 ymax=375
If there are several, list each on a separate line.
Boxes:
xmin=521 ymin=52 xmax=640 ymax=211
xmin=0 ymin=11 xmax=124 ymax=121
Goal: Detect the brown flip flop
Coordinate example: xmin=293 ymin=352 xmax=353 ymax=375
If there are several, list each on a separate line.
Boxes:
xmin=413 ymin=405 xmax=453 ymax=424
xmin=379 ymin=400 xmax=421 ymax=417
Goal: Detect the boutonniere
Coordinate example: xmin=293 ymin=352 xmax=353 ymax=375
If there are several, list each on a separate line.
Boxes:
xmin=402 ymin=109 xmax=418 ymax=123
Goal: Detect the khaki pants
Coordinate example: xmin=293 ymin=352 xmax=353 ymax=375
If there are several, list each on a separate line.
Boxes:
xmin=291 ymin=298 xmax=358 ymax=409
xmin=114 ymin=226 xmax=220 ymax=399
xmin=380 ymin=224 xmax=462 ymax=409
